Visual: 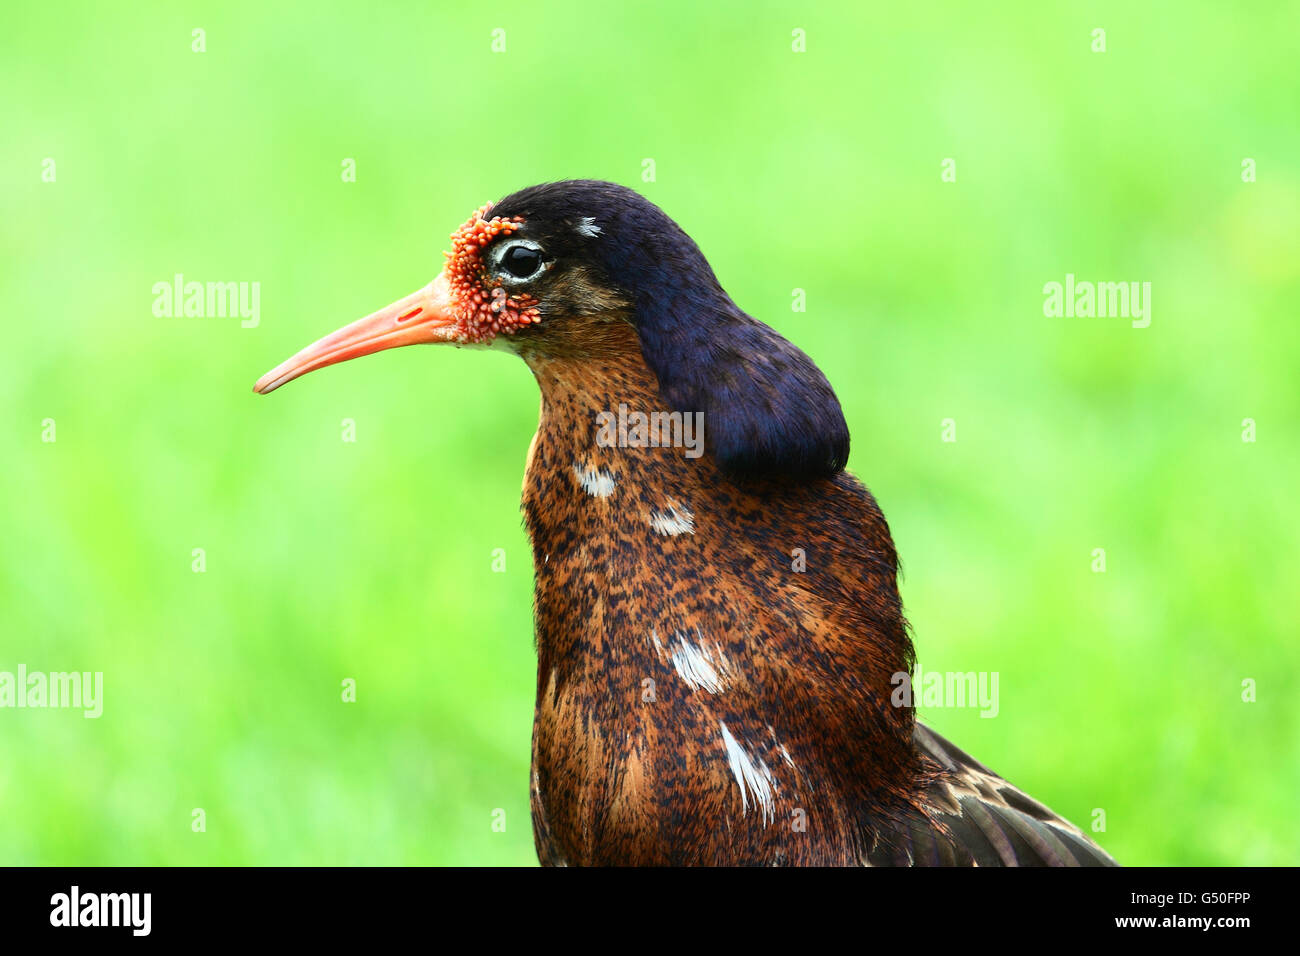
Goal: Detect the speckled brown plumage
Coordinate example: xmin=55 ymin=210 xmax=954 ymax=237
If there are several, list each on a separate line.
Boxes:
xmin=519 ymin=319 xmax=916 ymax=864
xmin=517 ymin=319 xmax=1113 ymax=866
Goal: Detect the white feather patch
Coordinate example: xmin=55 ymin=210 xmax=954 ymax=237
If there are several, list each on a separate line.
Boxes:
xmin=719 ymin=723 xmax=776 ymax=826
xmin=649 ymin=504 xmax=695 ymax=536
xmin=572 ymin=462 xmax=616 ymax=498
xmin=670 ymin=631 xmax=728 ymax=694
xmin=575 ymin=216 xmax=602 ymax=237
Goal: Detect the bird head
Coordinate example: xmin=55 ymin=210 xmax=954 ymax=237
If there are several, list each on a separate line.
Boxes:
xmin=254 ymin=180 xmax=849 ymax=481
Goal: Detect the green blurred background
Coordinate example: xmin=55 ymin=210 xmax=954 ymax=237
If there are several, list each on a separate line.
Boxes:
xmin=2 ymin=1 xmax=1297 ymax=865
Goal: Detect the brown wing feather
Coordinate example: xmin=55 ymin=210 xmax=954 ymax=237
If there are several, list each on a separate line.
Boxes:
xmin=909 ymin=723 xmax=1119 ymax=867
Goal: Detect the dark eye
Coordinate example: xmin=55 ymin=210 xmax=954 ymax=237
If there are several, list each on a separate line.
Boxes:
xmin=501 ymin=244 xmax=543 ymax=279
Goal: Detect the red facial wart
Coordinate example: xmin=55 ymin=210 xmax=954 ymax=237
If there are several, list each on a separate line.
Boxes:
xmin=445 ymin=203 xmax=542 ymax=343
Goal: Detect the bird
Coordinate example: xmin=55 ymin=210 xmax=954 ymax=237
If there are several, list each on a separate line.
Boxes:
xmin=254 ymin=180 xmax=1118 ymax=867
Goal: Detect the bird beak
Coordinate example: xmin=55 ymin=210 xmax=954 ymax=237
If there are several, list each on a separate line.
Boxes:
xmin=253 ymin=273 xmax=460 ymax=395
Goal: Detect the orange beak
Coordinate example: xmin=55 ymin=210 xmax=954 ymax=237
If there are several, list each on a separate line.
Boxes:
xmin=253 ymin=273 xmax=460 ymax=395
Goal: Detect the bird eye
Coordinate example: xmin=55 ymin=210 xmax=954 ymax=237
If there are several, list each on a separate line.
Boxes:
xmin=500 ymin=243 xmax=544 ymax=280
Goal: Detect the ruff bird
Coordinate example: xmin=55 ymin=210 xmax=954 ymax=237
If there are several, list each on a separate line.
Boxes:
xmin=255 ymin=180 xmax=1117 ymax=867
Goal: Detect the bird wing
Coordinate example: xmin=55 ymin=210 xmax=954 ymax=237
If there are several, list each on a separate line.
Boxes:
xmin=898 ymin=723 xmax=1119 ymax=867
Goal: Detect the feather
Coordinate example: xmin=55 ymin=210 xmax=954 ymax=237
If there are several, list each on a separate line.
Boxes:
xmin=913 ymin=723 xmax=1118 ymax=866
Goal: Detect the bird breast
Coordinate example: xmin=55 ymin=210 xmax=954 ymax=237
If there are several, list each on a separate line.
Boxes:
xmin=518 ymin=337 xmax=920 ymax=865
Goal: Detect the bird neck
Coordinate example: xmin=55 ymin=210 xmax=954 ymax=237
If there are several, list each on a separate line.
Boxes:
xmin=517 ymin=321 xmax=921 ymax=864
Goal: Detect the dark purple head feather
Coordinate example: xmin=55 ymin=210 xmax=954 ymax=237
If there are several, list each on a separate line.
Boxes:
xmin=492 ymin=180 xmax=850 ymax=483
